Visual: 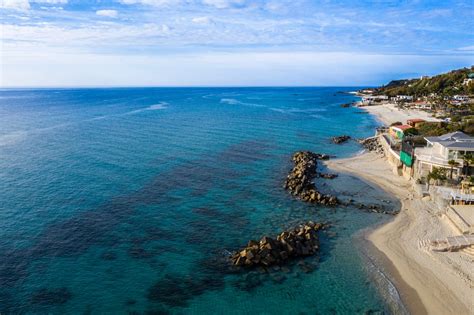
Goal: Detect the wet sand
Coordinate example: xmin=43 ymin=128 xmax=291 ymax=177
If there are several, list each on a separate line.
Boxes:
xmin=325 ymin=152 xmax=473 ymax=315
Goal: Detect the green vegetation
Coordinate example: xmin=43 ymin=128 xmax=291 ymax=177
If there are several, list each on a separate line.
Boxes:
xmin=427 ymin=167 xmax=447 ymax=182
xmin=415 ymin=120 xmax=474 ymax=136
xmin=448 ymin=160 xmax=460 ymax=179
xmin=462 ymin=153 xmax=474 ymax=177
xmin=374 ymin=66 xmax=474 ymax=97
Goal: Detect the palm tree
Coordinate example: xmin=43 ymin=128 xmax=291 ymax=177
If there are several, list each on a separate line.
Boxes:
xmin=448 ymin=159 xmax=460 ymax=179
xmin=462 ymin=153 xmax=474 ymax=176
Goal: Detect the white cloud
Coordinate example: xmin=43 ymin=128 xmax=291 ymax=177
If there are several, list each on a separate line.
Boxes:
xmin=96 ymin=9 xmax=118 ymax=18
xmin=0 ymin=0 xmax=67 ymax=10
xmin=457 ymin=45 xmax=474 ymax=51
xmin=119 ymin=0 xmax=182 ymax=5
xmin=32 ymin=0 xmax=67 ymax=3
xmin=2 ymin=50 xmax=473 ymax=87
xmin=202 ymin=0 xmax=245 ymax=9
xmin=118 ymin=0 xmax=250 ymax=9
xmin=192 ymin=16 xmax=211 ymax=24
xmin=0 ymin=0 xmax=30 ymax=10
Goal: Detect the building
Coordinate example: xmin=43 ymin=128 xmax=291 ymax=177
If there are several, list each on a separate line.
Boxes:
xmin=414 ymin=131 xmax=474 ymax=179
xmin=361 ymin=95 xmax=388 ymax=105
xmin=389 ymin=125 xmax=415 ymax=140
xmin=463 ymin=73 xmax=474 ymax=86
xmin=452 ymin=95 xmax=469 ymax=102
xmin=392 ymin=95 xmax=414 ymax=102
xmin=407 ymin=118 xmax=426 ymax=128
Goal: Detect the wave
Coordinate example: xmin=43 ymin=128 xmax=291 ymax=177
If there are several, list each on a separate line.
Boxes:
xmin=269 ymin=107 xmax=287 ymax=113
xmin=122 ymin=102 xmax=169 ymax=115
xmin=1 ymin=102 xmax=169 ymax=146
xmin=147 ymin=103 xmax=168 ymax=110
xmin=0 ymin=131 xmax=28 ymax=146
xmin=269 ymin=107 xmax=327 ymax=114
xmin=220 ymin=98 xmax=266 ymax=108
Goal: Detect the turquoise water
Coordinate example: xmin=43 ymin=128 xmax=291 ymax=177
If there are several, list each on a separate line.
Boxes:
xmin=0 ymin=88 xmax=399 ymax=314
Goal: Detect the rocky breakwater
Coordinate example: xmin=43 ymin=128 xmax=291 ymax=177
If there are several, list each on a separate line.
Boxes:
xmin=284 ymin=151 xmax=338 ymax=206
xmin=231 ymin=221 xmax=324 ymax=267
xmin=358 ymin=136 xmax=384 ymax=154
xmin=332 ymin=135 xmax=351 ymax=144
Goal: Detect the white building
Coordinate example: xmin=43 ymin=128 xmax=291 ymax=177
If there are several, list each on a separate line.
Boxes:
xmin=414 ymin=132 xmax=474 ymax=179
xmin=361 ymin=95 xmax=388 ymax=105
xmin=393 ymin=95 xmax=414 ymax=102
xmin=463 ymin=73 xmax=474 ymax=86
xmin=452 ymin=95 xmax=469 ymax=102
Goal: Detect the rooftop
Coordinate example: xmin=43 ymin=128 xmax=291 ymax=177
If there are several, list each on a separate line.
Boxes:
xmin=392 ymin=125 xmax=413 ymax=131
xmin=425 ymin=131 xmax=474 ymax=151
xmin=407 ymin=118 xmax=426 ymax=123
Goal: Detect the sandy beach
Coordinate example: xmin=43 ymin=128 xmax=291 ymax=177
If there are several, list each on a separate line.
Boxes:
xmin=326 ymin=152 xmax=473 ymax=314
xmin=360 ymin=103 xmax=441 ymax=126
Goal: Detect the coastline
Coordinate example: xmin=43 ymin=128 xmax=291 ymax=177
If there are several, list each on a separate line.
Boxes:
xmin=325 ymin=150 xmax=473 ymax=313
xmin=357 ymin=102 xmax=441 ymax=126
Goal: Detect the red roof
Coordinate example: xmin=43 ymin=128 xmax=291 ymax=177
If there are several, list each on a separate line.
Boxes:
xmin=407 ymin=118 xmax=426 ymax=123
xmin=392 ymin=125 xmax=412 ymax=131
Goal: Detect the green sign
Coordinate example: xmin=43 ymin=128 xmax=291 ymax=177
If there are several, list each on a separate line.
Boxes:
xmin=400 ymin=151 xmax=413 ymax=167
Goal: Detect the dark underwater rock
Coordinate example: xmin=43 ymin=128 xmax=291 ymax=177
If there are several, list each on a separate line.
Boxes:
xmin=332 ymin=135 xmax=351 ymax=144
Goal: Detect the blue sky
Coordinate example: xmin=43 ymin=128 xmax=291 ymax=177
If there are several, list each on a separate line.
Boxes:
xmin=1 ymin=0 xmax=473 ymax=87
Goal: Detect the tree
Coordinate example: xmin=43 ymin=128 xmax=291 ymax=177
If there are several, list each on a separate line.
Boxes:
xmin=462 ymin=153 xmax=474 ymax=176
xmin=448 ymin=160 xmax=460 ymax=179
xmin=427 ymin=167 xmax=447 ymax=188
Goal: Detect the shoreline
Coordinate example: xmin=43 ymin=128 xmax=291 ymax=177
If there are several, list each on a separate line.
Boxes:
xmin=357 ymin=102 xmax=441 ymax=126
xmin=325 ymin=151 xmax=473 ymax=315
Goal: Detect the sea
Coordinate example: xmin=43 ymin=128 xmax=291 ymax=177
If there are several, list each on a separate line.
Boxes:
xmin=0 ymin=87 xmax=401 ymax=314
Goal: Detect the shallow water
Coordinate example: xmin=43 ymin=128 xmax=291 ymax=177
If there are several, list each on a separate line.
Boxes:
xmin=0 ymin=87 xmax=400 ymax=314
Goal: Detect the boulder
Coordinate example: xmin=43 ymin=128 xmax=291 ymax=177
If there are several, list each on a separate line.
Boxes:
xmin=332 ymin=135 xmax=351 ymax=144
xmin=230 ymin=222 xmax=324 ymax=267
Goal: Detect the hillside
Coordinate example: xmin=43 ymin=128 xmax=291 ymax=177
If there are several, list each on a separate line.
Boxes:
xmin=374 ymin=66 xmax=474 ymax=96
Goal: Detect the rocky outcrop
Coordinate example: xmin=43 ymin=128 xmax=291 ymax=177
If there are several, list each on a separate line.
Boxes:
xmin=230 ymin=221 xmax=324 ymax=267
xmin=358 ymin=137 xmax=383 ymax=154
xmin=284 ymin=151 xmax=338 ymax=206
xmin=318 ymin=173 xmax=338 ymax=179
xmin=332 ymin=135 xmax=351 ymax=144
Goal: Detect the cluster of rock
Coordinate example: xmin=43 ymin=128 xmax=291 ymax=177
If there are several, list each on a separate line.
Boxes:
xmin=284 ymin=151 xmax=339 ymax=206
xmin=230 ymin=221 xmax=324 ymax=267
xmin=319 ymin=173 xmax=338 ymax=179
xmin=332 ymin=135 xmax=351 ymax=144
xmin=358 ymin=137 xmax=384 ymax=154
xmin=346 ymin=199 xmax=399 ymax=215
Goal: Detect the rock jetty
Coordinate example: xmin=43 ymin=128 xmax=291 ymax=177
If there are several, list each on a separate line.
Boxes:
xmin=284 ymin=151 xmax=338 ymax=205
xmin=332 ymin=135 xmax=351 ymax=144
xmin=231 ymin=221 xmax=324 ymax=267
xmin=358 ymin=137 xmax=384 ymax=154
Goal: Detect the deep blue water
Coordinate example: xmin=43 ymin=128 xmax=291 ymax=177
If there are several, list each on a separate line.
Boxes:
xmin=0 ymin=87 xmax=399 ymax=314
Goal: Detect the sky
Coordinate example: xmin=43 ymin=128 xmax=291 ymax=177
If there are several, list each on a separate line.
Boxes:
xmin=0 ymin=0 xmax=473 ymax=87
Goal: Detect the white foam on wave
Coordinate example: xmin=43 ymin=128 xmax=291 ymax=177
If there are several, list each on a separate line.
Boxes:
xmin=147 ymin=102 xmax=168 ymax=110
xmin=0 ymin=131 xmax=28 ymax=146
xmin=269 ymin=107 xmax=327 ymax=114
xmin=220 ymin=98 xmax=266 ymax=108
xmin=220 ymin=98 xmax=240 ymax=105
xmin=123 ymin=102 xmax=169 ymax=115
xmin=269 ymin=107 xmax=287 ymax=113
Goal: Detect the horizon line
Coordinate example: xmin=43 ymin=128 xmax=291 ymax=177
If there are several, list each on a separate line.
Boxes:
xmin=0 ymin=85 xmax=372 ymax=89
